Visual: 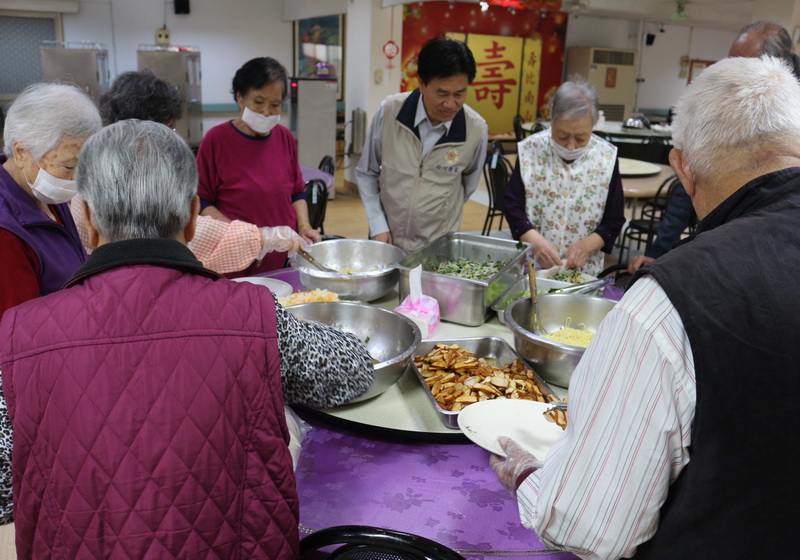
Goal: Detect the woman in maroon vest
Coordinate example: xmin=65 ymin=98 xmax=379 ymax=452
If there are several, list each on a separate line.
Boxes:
xmin=0 ymin=83 xmax=102 ymax=320
xmin=0 ymin=120 xmax=374 ymax=558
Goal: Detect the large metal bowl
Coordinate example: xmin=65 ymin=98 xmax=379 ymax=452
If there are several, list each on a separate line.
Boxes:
xmin=505 ymin=294 xmax=617 ymax=388
xmin=286 ymin=301 xmax=422 ymax=403
xmin=291 ymin=239 xmax=405 ymax=302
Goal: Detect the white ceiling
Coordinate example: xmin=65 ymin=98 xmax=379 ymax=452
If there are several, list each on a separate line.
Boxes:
xmin=567 ymin=0 xmax=756 ymax=31
xmin=381 ymin=0 xmax=758 ymax=31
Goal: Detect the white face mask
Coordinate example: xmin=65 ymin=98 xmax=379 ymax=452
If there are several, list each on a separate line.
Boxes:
xmin=28 ymin=166 xmax=78 ymax=205
xmin=550 ymin=136 xmax=588 ymax=162
xmin=241 ymin=106 xmax=280 ymax=135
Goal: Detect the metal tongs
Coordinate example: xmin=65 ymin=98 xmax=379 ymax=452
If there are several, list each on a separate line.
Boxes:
xmin=544 ymin=401 xmax=568 ymax=414
xmin=549 ymin=276 xmax=614 ymax=296
xmin=297 ymin=248 xmax=337 ymax=273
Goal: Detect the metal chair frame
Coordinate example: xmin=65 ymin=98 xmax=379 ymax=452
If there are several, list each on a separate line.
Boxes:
xmin=481 ymin=150 xmax=513 ymax=236
xmin=305 ymin=178 xmax=329 ymax=235
xmin=617 ymin=174 xmax=681 ymax=263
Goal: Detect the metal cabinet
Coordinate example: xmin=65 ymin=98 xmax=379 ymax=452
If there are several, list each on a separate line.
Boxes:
xmin=40 ymin=41 xmax=110 ymax=103
xmin=137 ymin=46 xmax=202 ymax=147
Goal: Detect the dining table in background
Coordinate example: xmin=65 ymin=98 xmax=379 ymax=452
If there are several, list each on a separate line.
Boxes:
xmin=522 ymin=120 xmax=672 ymax=142
xmin=263 ymin=267 xmax=579 ymax=559
xmin=619 ymin=161 xmax=674 ymax=218
xmin=592 ymin=120 xmax=672 ymax=141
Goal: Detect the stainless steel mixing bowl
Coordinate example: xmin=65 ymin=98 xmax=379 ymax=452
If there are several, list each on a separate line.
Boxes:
xmin=505 ymin=293 xmax=617 ymax=388
xmin=292 ymin=239 xmax=405 ymax=302
xmin=286 ymin=301 xmax=422 ymax=403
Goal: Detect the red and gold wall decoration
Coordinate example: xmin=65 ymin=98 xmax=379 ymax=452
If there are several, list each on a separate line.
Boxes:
xmin=401 ymin=1 xmax=567 ymax=133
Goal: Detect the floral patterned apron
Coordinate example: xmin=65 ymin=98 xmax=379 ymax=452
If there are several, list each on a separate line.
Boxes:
xmin=518 ymin=131 xmax=617 ymax=277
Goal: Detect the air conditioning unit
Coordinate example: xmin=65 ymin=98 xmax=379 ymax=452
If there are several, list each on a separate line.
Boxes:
xmin=566 ymin=47 xmax=638 ymax=122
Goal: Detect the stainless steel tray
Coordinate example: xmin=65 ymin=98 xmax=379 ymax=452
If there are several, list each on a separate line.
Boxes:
xmin=410 ymin=336 xmax=556 ymax=429
xmin=394 ymin=233 xmax=529 ymax=326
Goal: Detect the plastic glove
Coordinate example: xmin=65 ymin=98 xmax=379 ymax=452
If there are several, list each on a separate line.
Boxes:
xmin=259 ymin=226 xmax=308 ymax=259
xmin=490 ymin=436 xmax=543 ymax=494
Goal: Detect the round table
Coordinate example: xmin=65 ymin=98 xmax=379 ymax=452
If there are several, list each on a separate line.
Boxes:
xmin=261 ymin=268 xmax=568 ymax=439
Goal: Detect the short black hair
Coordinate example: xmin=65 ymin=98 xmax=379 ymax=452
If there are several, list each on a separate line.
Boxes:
xmin=99 ymin=70 xmax=183 ymax=126
xmin=231 ymin=57 xmax=288 ymax=102
xmin=417 ymin=37 xmax=477 ymax=85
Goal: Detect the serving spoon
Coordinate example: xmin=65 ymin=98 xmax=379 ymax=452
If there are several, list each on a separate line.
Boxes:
xmin=527 ymin=258 xmax=548 ymax=335
xmin=297 ymin=248 xmax=337 ymax=273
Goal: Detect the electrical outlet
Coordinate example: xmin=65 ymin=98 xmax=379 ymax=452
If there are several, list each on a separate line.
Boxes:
xmin=156 ymin=26 xmax=170 ymax=46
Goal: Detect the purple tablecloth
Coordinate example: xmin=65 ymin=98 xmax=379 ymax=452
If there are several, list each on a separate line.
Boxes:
xmin=295 ymin=416 xmax=579 ymax=559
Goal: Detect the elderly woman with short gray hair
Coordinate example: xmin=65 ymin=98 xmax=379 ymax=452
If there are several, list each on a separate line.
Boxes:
xmin=504 ymin=80 xmax=625 ymax=277
xmin=0 ymin=82 xmax=102 ymax=320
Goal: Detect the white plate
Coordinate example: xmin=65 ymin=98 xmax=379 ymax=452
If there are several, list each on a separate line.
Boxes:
xmin=457 ymin=399 xmax=564 ymax=458
xmin=232 ymin=277 xmax=293 ymax=297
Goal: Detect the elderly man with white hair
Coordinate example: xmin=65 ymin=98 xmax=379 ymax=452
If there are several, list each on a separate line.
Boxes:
xmin=0 ymin=120 xmax=374 ymax=558
xmin=491 ymin=56 xmax=800 ymax=559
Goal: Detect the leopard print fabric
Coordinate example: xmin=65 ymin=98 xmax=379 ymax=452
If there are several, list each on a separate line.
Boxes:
xmin=274 ymin=297 xmax=375 ymax=408
xmin=0 ymin=381 xmax=11 ymax=525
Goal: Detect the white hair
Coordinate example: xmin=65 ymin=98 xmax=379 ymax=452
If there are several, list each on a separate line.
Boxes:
xmin=551 ymin=79 xmax=599 ymax=124
xmin=3 ymin=83 xmax=101 ymax=160
xmin=77 ymin=120 xmax=197 ymax=242
xmin=671 ymin=56 xmax=800 ymax=179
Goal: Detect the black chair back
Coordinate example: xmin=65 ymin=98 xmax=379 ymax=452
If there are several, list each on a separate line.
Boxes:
xmin=318 ymin=155 xmax=335 ymax=175
xmin=513 ymin=114 xmax=526 ymax=143
xmin=481 ymin=150 xmax=513 ymax=235
xmin=616 ymin=175 xmax=681 ymax=263
xmin=305 ymin=178 xmax=329 ymax=234
xmin=300 ymin=525 xmax=467 ymax=560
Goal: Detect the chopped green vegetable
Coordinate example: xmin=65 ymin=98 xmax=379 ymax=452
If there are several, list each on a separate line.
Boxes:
xmin=551 ymin=269 xmax=585 ymax=283
xmin=432 ymin=258 xmax=509 ymax=281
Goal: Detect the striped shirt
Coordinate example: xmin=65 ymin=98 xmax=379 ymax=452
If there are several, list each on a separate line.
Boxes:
xmin=517 ymin=276 xmax=696 ymax=559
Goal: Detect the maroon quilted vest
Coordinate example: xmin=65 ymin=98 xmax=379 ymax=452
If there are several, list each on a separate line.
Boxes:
xmin=0 ymin=264 xmax=299 ymax=559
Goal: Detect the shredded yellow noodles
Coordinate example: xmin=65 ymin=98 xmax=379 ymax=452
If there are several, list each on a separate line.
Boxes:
xmin=278 ymin=289 xmax=340 ymax=306
xmin=543 ymin=317 xmax=595 ymax=348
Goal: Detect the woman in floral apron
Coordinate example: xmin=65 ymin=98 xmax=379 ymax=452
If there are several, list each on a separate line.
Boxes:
xmin=503 ymin=81 xmax=625 ymax=277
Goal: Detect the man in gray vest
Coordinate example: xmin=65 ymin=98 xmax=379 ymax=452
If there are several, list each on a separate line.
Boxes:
xmin=491 ymin=55 xmax=800 ymax=559
xmin=356 ymin=37 xmax=488 ymax=253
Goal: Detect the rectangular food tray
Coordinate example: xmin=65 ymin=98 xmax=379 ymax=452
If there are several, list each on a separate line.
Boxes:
xmin=394 ymin=233 xmax=530 ymax=326
xmin=410 ymin=336 xmax=556 ymax=429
